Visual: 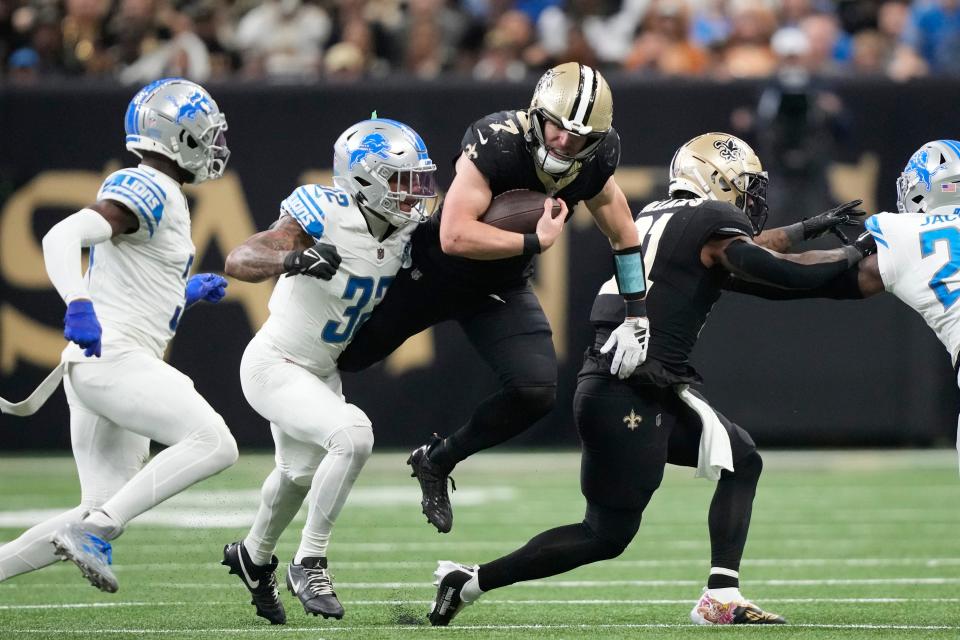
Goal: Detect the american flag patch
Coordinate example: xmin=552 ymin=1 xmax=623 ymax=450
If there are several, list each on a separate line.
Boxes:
xmin=942 ymin=183 xmax=957 ymax=192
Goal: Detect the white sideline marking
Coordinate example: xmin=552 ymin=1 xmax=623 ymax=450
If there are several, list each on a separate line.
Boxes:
xmin=5 ymin=577 xmax=960 ymax=589
xmin=7 ymin=623 xmax=959 ymax=633
xmin=3 ymin=597 xmax=960 ymax=610
xmin=0 ymin=487 xmax=517 ymax=529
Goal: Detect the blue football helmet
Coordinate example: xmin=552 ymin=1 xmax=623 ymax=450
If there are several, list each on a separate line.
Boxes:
xmin=124 ymin=78 xmax=229 ymax=184
xmin=896 ymin=140 xmax=960 ymax=213
xmin=333 ymin=118 xmax=439 ymax=227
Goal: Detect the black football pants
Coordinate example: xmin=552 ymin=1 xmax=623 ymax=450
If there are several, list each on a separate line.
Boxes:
xmin=478 ymin=373 xmax=763 ymax=592
xmin=339 ymin=266 xmax=557 ymax=470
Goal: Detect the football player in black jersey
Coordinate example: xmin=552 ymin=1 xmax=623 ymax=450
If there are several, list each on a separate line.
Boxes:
xmin=425 ymin=132 xmax=872 ymax=627
xmin=339 ymin=63 xmax=648 ymax=533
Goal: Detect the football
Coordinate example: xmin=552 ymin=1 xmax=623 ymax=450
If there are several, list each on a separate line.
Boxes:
xmin=479 ymin=189 xmax=561 ymax=233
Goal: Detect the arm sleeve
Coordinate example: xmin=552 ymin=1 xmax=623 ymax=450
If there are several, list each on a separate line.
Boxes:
xmin=97 ymin=168 xmax=166 ymax=243
xmin=41 ymin=208 xmax=113 ymax=304
xmin=724 ymin=265 xmax=864 ymax=300
xmin=279 ymin=185 xmax=327 ymax=240
xmin=723 ymin=239 xmax=861 ymax=290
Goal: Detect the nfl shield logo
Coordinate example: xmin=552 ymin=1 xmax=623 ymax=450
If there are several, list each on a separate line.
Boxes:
xmin=377 ymin=247 xmax=385 ymax=260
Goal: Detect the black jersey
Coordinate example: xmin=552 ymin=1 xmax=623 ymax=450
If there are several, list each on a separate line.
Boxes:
xmin=586 ymin=198 xmax=753 ymax=386
xmin=411 ymin=109 xmax=620 ymax=292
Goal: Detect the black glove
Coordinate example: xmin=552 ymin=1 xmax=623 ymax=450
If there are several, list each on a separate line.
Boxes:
xmin=802 ymin=199 xmax=866 ymax=240
xmin=852 ymin=229 xmax=877 ymax=258
xmin=282 ymin=241 xmax=342 ymax=280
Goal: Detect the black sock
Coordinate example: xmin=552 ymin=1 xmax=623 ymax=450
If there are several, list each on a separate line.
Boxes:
xmin=707 ymin=570 xmax=740 ymax=590
xmin=708 ymin=451 xmax=763 ymax=574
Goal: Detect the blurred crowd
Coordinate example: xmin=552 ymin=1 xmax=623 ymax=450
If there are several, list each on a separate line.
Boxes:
xmin=1 ymin=0 xmax=958 ymax=84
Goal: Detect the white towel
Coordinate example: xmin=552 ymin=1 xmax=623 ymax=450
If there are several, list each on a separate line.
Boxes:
xmin=0 ymin=363 xmax=64 ymax=416
xmin=676 ymin=385 xmax=734 ymax=481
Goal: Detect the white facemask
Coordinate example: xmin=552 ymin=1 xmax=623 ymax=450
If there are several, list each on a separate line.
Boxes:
xmin=535 ymin=145 xmax=575 ymax=176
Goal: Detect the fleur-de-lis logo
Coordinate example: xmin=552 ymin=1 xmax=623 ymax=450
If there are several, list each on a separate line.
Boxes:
xmin=623 ymin=409 xmax=642 ymax=430
xmin=713 ymin=138 xmax=742 ymax=162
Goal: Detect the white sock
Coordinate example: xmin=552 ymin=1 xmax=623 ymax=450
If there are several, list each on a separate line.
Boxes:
xmin=244 ymin=468 xmax=309 ymax=566
xmin=0 ymin=506 xmax=86 ymax=581
xmin=706 ymin=586 xmax=743 ymax=604
xmin=83 ymin=508 xmax=124 ymax=540
xmin=460 ymin=566 xmax=484 ymax=603
xmin=295 ymin=427 xmax=372 ymax=563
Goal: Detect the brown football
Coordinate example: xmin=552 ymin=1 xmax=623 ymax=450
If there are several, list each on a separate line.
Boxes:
xmin=479 ymin=189 xmax=562 ymax=233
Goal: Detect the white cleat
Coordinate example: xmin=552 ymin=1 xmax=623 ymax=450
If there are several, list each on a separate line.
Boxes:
xmin=690 ymin=588 xmax=786 ymax=625
xmin=50 ymin=522 xmax=118 ymax=593
xmin=428 ymin=560 xmax=477 ymax=626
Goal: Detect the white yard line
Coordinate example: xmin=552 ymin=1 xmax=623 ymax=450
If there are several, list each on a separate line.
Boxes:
xmin=6 ymin=623 xmax=959 ymax=633
xmin=4 ymin=577 xmax=960 ymax=589
xmin=3 ymin=597 xmax=960 ymax=610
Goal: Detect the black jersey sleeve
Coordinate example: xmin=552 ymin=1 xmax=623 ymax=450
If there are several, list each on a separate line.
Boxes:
xmin=687 ymin=200 xmax=753 ymax=250
xmin=460 ymin=111 xmax=528 ymax=186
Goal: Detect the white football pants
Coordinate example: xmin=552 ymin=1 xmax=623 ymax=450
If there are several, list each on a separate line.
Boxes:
xmin=0 ymin=351 xmax=238 ymax=581
xmin=239 ymin=336 xmax=374 ymax=564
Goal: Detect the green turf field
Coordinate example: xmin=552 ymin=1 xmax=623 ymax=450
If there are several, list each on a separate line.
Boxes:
xmin=1 ymin=450 xmax=958 ymax=639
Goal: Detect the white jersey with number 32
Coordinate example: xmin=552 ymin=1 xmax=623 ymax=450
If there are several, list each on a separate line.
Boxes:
xmin=867 ymin=206 xmax=960 ymax=365
xmin=63 ymin=165 xmax=195 ymax=362
xmin=256 ymin=184 xmax=414 ymax=377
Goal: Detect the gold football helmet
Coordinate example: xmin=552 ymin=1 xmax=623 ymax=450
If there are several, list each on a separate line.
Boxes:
xmin=668 ymin=132 xmax=769 ymax=232
xmin=527 ymin=62 xmax=613 ymax=177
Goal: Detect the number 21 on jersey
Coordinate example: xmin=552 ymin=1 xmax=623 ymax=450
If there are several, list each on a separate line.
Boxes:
xmin=635 ymin=212 xmax=674 ymax=288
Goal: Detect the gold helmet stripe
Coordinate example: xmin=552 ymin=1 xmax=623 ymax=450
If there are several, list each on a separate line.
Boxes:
xmin=570 ymin=64 xmax=597 ymax=127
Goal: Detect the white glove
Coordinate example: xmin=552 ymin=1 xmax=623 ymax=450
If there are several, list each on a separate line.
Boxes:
xmin=599 ymin=316 xmax=649 ymax=379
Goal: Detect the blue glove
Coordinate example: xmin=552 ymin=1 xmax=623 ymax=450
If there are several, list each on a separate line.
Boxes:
xmin=64 ymin=299 xmax=102 ymax=358
xmin=185 ymin=273 xmax=228 ymax=307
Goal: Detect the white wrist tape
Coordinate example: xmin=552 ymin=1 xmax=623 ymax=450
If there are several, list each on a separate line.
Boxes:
xmin=41 ymin=208 xmax=113 ymax=304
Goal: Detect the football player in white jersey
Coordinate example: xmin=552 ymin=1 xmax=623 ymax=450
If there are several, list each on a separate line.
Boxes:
xmin=858 ymin=140 xmax=960 ymax=465
xmin=728 ymin=139 xmax=960 ymax=466
xmin=221 ymin=118 xmax=438 ymax=624
xmin=0 ymin=78 xmax=239 ymax=592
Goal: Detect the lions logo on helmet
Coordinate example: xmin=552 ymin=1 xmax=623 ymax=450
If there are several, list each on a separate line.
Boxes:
xmin=669 ymin=132 xmax=769 ymax=233
xmin=527 ymin=62 xmax=613 ymax=177
xmin=896 ymin=140 xmax=960 ymax=213
xmin=124 ymin=78 xmax=229 ymax=184
xmin=333 ymin=118 xmax=439 ymax=227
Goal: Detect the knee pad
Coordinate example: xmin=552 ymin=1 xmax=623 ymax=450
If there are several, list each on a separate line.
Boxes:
xmin=326 ymin=425 xmax=375 ymax=463
xmin=507 ymin=385 xmax=557 ymax=421
xmin=727 ymin=450 xmax=763 ymax=483
xmin=584 ymin=501 xmax=644 ymax=559
xmin=193 ymin=420 xmax=239 ymax=470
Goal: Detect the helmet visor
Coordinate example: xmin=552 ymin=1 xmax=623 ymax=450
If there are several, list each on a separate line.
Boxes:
xmin=734 ymin=171 xmax=769 ymax=233
xmin=387 ymin=166 xmax=440 ymax=219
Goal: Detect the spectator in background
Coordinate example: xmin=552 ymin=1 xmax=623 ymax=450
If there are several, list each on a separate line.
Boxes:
xmin=799 ymin=12 xmax=849 ymax=75
xmin=61 ymin=0 xmax=112 ymax=75
xmin=850 ymin=29 xmax=891 ymax=76
xmin=718 ymin=0 xmax=778 ymax=78
xmin=323 ymin=41 xmax=365 ymax=80
xmin=623 ymin=0 xmax=708 ymax=77
xmin=187 ymin=0 xmax=239 ymax=80
xmin=115 ymin=0 xmax=212 ymax=84
xmin=900 ymin=0 xmax=960 ymax=75
xmin=7 ymin=45 xmax=39 ymax=83
xmin=234 ymin=0 xmax=331 ymax=79
xmin=473 ymin=9 xmax=532 ymax=80
xmin=732 ymin=26 xmax=848 ymax=226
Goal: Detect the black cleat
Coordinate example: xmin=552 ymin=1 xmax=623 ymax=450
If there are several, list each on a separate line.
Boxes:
xmin=221 ymin=541 xmax=286 ymax=625
xmin=428 ymin=560 xmax=477 ymax=626
xmin=407 ymin=435 xmax=456 ymax=533
xmin=286 ymin=557 xmax=344 ymax=619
